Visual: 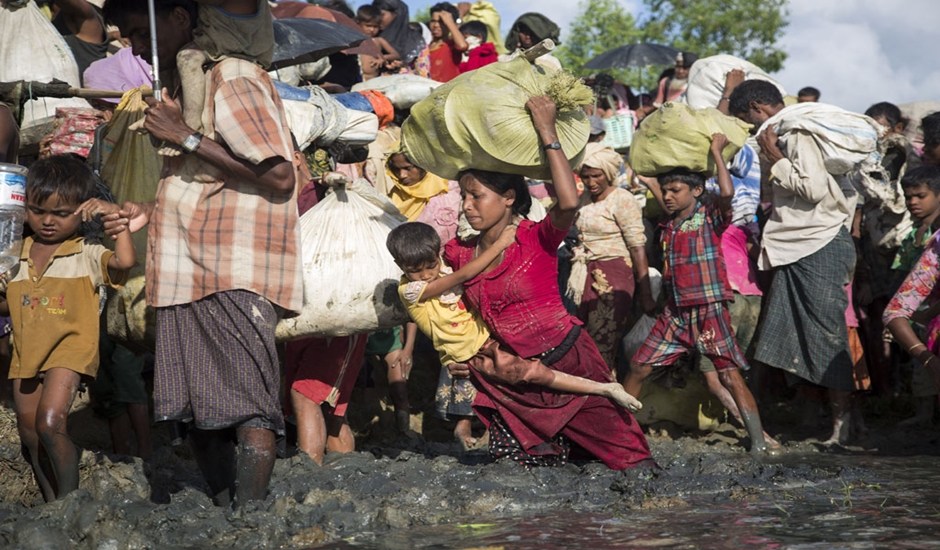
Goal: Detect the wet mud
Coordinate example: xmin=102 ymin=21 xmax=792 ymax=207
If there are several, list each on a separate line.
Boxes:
xmin=3 ymin=393 xmax=937 ymax=550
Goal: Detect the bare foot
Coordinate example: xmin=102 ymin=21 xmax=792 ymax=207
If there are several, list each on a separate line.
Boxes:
xmin=604 ymin=383 xmax=642 ymax=412
xmin=454 ymin=419 xmax=477 ymax=450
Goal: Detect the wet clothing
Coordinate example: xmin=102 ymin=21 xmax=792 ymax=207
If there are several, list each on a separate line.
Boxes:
xmin=8 ymin=237 xmax=121 ymax=379
xmin=445 ymin=215 xmax=652 ymax=470
xmin=154 ymin=290 xmax=285 ymax=434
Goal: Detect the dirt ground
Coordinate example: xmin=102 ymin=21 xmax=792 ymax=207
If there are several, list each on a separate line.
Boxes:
xmin=0 ymin=354 xmax=937 ymax=549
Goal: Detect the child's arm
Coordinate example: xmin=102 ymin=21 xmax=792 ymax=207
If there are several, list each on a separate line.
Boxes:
xmin=374 ymin=37 xmax=400 ymax=62
xmin=547 ymin=370 xmax=642 ymax=412
xmin=76 ymin=199 xmax=137 ymax=272
xmin=710 ymin=133 xmax=735 ymax=222
xmin=417 ymin=224 xmax=516 ymax=302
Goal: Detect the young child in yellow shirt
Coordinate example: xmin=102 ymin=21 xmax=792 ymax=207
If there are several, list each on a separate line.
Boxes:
xmin=386 ymin=221 xmax=641 ymax=448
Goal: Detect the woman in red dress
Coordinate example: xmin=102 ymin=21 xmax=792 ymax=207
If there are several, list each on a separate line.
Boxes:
xmin=443 ymin=97 xmax=653 ymax=469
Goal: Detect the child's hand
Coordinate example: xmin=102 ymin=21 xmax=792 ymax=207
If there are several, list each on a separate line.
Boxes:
xmin=710 ymin=133 xmax=729 ymax=157
xmin=603 ymin=383 xmax=643 ymax=412
xmin=495 ymin=224 xmax=517 ymax=249
xmin=75 ymin=198 xmax=120 ymax=222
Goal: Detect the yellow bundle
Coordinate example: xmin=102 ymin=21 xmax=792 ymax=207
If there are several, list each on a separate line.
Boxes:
xmin=630 ymin=102 xmax=751 ymax=177
xmin=402 ymin=58 xmax=591 ymax=181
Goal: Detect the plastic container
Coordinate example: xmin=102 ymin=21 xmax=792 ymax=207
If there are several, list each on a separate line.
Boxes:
xmin=0 ymin=163 xmax=27 ymax=281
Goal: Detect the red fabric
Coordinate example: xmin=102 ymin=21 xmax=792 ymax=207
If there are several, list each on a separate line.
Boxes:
xmin=444 ymin=217 xmax=580 ymax=359
xmin=284 ymin=335 xmax=368 ymax=417
xmin=358 ymin=89 xmax=394 ymax=128
xmin=428 ymin=40 xmax=462 ymax=82
xmin=459 ymin=43 xmax=498 ymax=73
xmin=661 ymin=201 xmax=733 ymax=307
xmin=469 ymin=331 xmax=652 ymax=470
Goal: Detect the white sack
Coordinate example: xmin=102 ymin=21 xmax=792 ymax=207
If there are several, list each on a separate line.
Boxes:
xmin=276 ymin=178 xmax=410 ymax=341
xmin=685 ymin=54 xmax=787 ymax=110
xmin=352 ymin=74 xmax=441 ymax=109
xmin=0 ymin=0 xmax=90 ymax=144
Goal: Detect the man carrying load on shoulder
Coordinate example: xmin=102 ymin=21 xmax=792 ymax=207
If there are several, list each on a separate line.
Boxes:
xmin=102 ymin=0 xmax=302 ymax=507
xmin=727 ymin=80 xmax=858 ymax=445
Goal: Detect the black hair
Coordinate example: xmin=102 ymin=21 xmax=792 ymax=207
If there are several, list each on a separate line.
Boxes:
xmin=459 ymin=20 xmax=487 ymax=41
xmin=797 ymin=86 xmax=821 ymax=100
xmin=386 ymin=222 xmax=441 ymax=269
xmin=657 ymin=168 xmax=706 ymax=191
xmin=458 ymin=169 xmax=532 ymax=217
xmin=727 ymin=80 xmax=784 ymax=118
xmin=371 ymin=0 xmax=399 ymax=13
xmin=675 ymin=51 xmax=698 ymax=69
xmin=429 ymin=2 xmax=459 ymax=21
xmin=923 ymin=112 xmax=940 ymax=148
xmin=864 ymin=102 xmax=904 ymax=129
xmin=102 ymin=0 xmax=196 ymax=30
xmin=356 ymin=4 xmax=381 ymax=21
xmin=26 ymin=154 xmax=97 ymax=206
xmin=900 ymin=165 xmax=940 ymax=193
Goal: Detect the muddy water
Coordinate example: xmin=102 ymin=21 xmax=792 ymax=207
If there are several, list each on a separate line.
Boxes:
xmin=313 ymin=454 xmax=940 ymax=549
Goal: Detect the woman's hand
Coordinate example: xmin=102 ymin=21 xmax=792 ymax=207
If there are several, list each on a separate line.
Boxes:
xmin=525 ymin=96 xmax=559 ymax=143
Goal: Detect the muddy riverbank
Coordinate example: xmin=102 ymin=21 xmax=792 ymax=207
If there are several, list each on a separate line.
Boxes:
xmin=0 ymin=391 xmax=937 ymax=549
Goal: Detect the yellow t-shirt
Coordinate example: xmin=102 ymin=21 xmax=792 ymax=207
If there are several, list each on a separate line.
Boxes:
xmin=398 ymin=268 xmax=489 ymax=365
xmin=8 ymin=236 xmax=123 ymax=379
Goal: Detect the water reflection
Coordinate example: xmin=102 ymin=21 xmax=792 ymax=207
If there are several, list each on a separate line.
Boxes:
xmin=313 ymin=455 xmax=940 ymax=549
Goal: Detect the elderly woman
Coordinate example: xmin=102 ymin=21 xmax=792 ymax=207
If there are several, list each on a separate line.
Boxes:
xmin=568 ymin=143 xmax=655 ymax=371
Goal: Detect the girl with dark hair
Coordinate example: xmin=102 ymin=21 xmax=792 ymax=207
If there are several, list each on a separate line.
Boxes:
xmin=427 ymin=2 xmax=467 ymax=82
xmin=443 ymin=97 xmax=653 ymax=469
xmin=373 ymin=0 xmax=426 ymax=67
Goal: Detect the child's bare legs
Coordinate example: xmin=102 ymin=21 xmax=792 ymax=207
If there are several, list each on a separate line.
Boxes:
xmin=13 ymin=378 xmax=56 ymax=501
xmin=35 ymin=368 xmax=83 ymax=498
xmin=622 ymin=362 xmax=652 ymax=399
xmin=717 ymin=368 xmax=776 ymax=455
xmin=702 ymin=370 xmax=779 ymax=447
xmin=291 ymin=389 xmax=327 ymax=464
xmin=385 ymin=350 xmax=412 ymax=433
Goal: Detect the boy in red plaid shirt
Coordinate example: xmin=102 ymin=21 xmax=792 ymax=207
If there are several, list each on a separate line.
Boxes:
xmin=625 ymin=134 xmax=777 ymax=456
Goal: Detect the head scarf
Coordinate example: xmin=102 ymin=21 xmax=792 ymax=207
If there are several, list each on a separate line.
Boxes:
xmin=505 ymin=13 xmax=560 ymax=51
xmin=580 ymin=142 xmax=623 ymax=185
xmin=386 ymin=150 xmax=450 ymax=220
xmin=374 ymin=0 xmax=426 ymax=64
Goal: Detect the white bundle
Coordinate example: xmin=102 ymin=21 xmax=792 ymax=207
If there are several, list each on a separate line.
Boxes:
xmin=352 ymin=74 xmax=441 ymax=109
xmin=758 ymin=102 xmax=882 ymax=176
xmin=685 ymin=54 xmax=787 ymax=110
xmin=281 ymin=91 xmax=378 ymax=150
xmin=0 ymin=0 xmax=90 ymax=144
xmin=275 ymin=177 xmax=410 ymax=341
xmin=621 ymin=268 xmax=662 ymax=362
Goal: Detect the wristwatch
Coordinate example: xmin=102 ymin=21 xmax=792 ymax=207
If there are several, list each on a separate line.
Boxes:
xmin=181 ymin=132 xmax=203 ymax=154
xmin=542 ymin=141 xmax=562 ymax=151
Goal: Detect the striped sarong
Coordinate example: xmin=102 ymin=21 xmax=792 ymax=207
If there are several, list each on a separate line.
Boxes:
xmin=754 ymin=227 xmax=856 ymax=391
xmin=154 ymin=290 xmax=284 ymax=434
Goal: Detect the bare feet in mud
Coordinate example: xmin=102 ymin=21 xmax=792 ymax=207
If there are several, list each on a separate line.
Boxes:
xmin=395 ymin=410 xmax=420 ymax=440
xmin=603 ymin=383 xmax=643 ymax=412
xmin=454 ymin=418 xmax=478 ymax=450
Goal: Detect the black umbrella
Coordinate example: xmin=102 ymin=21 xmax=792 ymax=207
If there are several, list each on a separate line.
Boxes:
xmin=584 ymin=43 xmax=680 ymax=70
xmin=272 ymin=18 xmax=368 ymax=69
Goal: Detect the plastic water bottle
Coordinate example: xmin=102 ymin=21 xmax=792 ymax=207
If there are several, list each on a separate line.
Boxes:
xmin=0 ymin=163 xmax=27 ymax=284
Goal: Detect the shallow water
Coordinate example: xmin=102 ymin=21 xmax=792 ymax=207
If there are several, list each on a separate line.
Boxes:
xmin=314 ymin=454 xmax=940 ymax=549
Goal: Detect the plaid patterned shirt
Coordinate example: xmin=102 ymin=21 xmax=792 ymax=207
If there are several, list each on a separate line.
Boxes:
xmin=146 ymin=58 xmax=303 ymax=311
xmin=661 ymin=200 xmax=733 ymax=307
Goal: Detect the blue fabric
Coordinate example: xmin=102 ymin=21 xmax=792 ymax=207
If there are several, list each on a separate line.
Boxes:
xmin=273 ymin=80 xmax=311 ymax=102
xmin=333 ymin=92 xmax=375 ymax=113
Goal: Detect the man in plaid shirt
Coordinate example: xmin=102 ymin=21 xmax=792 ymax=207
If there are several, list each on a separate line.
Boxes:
xmin=624 ymin=134 xmax=776 ymax=456
xmin=103 ymin=0 xmax=302 ymax=506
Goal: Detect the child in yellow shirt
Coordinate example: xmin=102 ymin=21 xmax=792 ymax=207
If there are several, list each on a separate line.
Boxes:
xmin=386 ymin=222 xmax=641 ymax=449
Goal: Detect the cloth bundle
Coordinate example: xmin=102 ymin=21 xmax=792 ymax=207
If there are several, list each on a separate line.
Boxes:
xmin=630 ymin=102 xmax=750 ymax=177
xmin=402 ymin=58 xmax=591 ymax=180
xmin=275 ymin=176 xmax=410 ymax=341
xmin=352 ymin=74 xmax=442 ymax=110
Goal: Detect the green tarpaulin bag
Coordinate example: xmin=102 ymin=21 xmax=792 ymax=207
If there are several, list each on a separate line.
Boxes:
xmin=401 ymin=58 xmax=591 ymax=180
xmin=630 ymin=102 xmax=752 ymax=177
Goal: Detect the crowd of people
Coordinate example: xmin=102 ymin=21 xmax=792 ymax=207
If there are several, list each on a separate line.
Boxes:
xmin=0 ymin=0 xmax=938 ymax=512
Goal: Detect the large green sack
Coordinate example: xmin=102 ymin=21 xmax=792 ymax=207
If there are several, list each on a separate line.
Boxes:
xmin=630 ymin=102 xmax=752 ymax=177
xmin=401 ymin=58 xmax=591 ymax=180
